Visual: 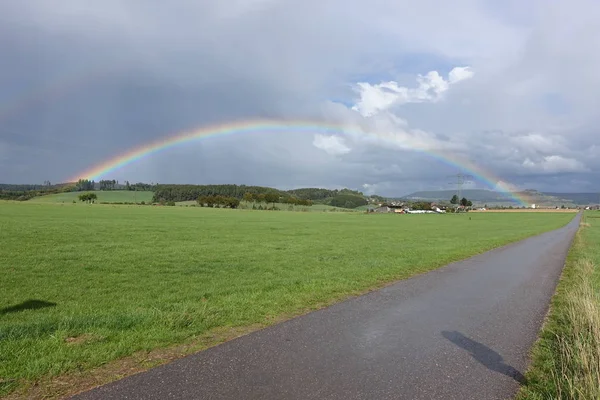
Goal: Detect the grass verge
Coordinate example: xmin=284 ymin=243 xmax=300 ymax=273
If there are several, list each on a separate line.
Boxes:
xmin=518 ymin=213 xmax=600 ymax=399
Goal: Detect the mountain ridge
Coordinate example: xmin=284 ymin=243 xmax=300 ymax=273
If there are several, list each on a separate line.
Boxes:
xmin=401 ymin=189 xmax=599 ymax=206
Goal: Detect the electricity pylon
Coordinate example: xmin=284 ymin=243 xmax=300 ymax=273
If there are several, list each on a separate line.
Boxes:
xmin=448 ymin=173 xmax=474 ymax=208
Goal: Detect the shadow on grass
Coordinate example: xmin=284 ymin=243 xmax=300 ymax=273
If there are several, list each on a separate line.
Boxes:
xmin=442 ymin=330 xmax=526 ymax=384
xmin=1 ymin=299 xmax=57 ymax=315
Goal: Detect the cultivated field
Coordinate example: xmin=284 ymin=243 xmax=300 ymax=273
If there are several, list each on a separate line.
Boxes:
xmin=471 ymin=208 xmax=579 ymax=213
xmin=0 ymin=203 xmax=575 ymax=398
xmin=29 ymin=190 xmax=154 ymax=204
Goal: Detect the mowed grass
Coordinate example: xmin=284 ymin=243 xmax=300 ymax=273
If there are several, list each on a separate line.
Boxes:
xmin=29 ymin=190 xmax=154 ymax=204
xmin=0 ymin=204 xmax=574 ymax=396
xmin=518 ymin=212 xmax=600 ymax=399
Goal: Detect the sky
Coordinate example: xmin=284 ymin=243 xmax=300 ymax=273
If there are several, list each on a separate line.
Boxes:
xmin=1 ymin=0 xmax=599 ymax=196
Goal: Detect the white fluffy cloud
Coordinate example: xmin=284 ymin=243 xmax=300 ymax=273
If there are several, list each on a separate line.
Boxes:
xmin=312 ymin=134 xmax=351 ymax=156
xmin=351 ymin=66 xmax=474 ymax=117
xmin=522 ymin=155 xmax=589 ymax=174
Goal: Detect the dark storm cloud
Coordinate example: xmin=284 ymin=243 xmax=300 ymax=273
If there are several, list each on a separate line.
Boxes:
xmin=1 ymin=0 xmax=599 ymax=194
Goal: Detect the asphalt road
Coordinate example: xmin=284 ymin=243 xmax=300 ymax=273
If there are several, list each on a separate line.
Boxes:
xmin=72 ymin=213 xmax=580 ymax=400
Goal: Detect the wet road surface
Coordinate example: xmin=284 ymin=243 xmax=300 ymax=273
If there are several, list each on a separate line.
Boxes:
xmin=72 ymin=214 xmax=580 ymax=400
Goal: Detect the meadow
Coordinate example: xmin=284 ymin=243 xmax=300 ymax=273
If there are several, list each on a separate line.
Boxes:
xmin=175 ymin=199 xmax=357 ymax=212
xmin=518 ymin=212 xmax=600 ymax=399
xmin=30 ymin=190 xmax=356 ymax=212
xmin=29 ymin=190 xmax=154 ymax=204
xmin=0 ymin=203 xmax=575 ymax=398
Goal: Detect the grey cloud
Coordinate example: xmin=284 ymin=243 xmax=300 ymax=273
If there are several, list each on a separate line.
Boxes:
xmin=1 ymin=0 xmax=599 ymax=194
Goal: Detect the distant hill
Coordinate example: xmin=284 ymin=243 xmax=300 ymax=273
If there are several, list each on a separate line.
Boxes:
xmin=2 ymin=182 xmax=378 ymax=208
xmin=403 ymin=189 xmax=509 ymax=203
xmin=152 ymin=184 xmax=371 ymax=208
xmin=543 ymin=192 xmax=600 ymax=205
xmin=402 ymin=189 xmax=599 ymax=206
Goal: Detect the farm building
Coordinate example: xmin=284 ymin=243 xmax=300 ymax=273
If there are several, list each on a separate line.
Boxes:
xmin=373 ymin=204 xmax=407 ymax=213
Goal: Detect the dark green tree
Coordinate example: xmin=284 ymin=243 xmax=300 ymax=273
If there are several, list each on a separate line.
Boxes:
xmin=78 ymin=192 xmax=97 ymax=203
xmin=227 ymin=197 xmax=241 ymax=209
xmin=264 ymin=193 xmax=279 ymax=208
xmin=243 ymin=192 xmax=255 ymax=203
xmin=450 ymin=195 xmax=459 ymax=204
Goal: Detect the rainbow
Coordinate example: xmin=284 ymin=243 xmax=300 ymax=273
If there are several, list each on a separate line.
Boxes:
xmin=69 ymin=119 xmax=531 ymax=206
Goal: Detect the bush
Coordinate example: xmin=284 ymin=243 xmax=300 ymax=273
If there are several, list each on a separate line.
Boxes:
xmin=166 ymin=201 xmax=176 ymax=206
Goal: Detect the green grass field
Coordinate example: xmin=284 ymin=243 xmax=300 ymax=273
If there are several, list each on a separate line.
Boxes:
xmin=175 ymin=200 xmax=357 ymax=212
xmin=0 ymin=203 xmax=575 ymax=397
xmin=518 ymin=212 xmax=600 ymax=399
xmin=29 ymin=190 xmax=154 ymax=204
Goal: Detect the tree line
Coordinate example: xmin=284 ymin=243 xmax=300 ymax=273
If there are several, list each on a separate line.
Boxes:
xmin=197 ymin=195 xmax=241 ymax=208
xmin=123 ymin=181 xmax=156 ymax=191
xmin=197 ymin=192 xmax=313 ymax=209
xmin=450 ymin=194 xmax=473 ymax=207
xmin=74 ymin=179 xmax=157 ymax=192
xmin=155 ymin=184 xmax=290 ymax=203
xmin=153 ymin=184 xmax=367 ymax=207
xmin=1 ymin=179 xmax=379 ymax=208
xmin=0 ymin=182 xmax=74 ymax=201
xmin=329 ymin=194 xmax=368 ymax=209
xmin=242 ymin=192 xmax=313 ymax=206
xmin=287 ymin=187 xmax=363 ymax=200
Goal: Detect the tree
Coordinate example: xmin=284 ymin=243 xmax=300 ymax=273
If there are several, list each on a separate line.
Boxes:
xmin=264 ymin=193 xmax=279 ymax=209
xmin=205 ymin=196 xmax=215 ymax=207
xmin=243 ymin=192 xmax=255 ymax=203
xmin=76 ymin=179 xmax=95 ymax=191
xmin=78 ymin=192 xmax=97 ymax=203
xmin=226 ymin=197 xmax=241 ymax=209
xmin=460 ymin=197 xmax=469 ymax=207
xmin=450 ymin=195 xmax=459 ymax=204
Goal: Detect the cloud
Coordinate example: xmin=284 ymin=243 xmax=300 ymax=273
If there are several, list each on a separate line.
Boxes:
xmin=1 ymin=0 xmax=600 ymax=195
xmin=351 ymin=66 xmax=474 ymax=117
xmin=448 ymin=66 xmax=475 ymax=83
xmin=522 ymin=155 xmax=589 ymax=174
xmin=312 ymin=135 xmax=351 ymax=156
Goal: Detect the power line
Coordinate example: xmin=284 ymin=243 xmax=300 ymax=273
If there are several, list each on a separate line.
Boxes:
xmin=448 ymin=173 xmax=473 ymax=208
